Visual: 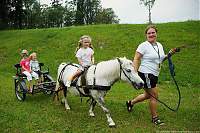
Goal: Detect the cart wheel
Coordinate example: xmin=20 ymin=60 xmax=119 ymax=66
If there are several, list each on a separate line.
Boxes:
xmin=15 ymin=80 xmax=27 ymax=101
xmin=43 ymin=74 xmax=54 ymax=95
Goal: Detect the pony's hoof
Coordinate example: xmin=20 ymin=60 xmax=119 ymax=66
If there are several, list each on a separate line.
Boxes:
xmin=109 ymin=123 xmax=116 ymax=127
xmin=89 ymin=112 xmax=95 ymax=117
xmin=65 ymin=106 xmax=71 ymax=110
xmin=65 ymin=107 xmax=71 ymax=110
xmin=65 ymin=105 xmax=71 ymax=110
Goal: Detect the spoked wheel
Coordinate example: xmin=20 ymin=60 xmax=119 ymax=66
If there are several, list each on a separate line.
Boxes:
xmin=42 ymin=74 xmax=55 ymax=95
xmin=15 ymin=80 xmax=27 ymax=101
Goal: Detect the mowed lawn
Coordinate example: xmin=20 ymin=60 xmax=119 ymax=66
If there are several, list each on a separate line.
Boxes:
xmin=0 ymin=21 xmax=200 ymax=132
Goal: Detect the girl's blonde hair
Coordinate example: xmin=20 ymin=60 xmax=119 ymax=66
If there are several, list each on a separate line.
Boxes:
xmin=75 ymin=35 xmax=94 ymax=53
xmin=29 ymin=52 xmax=37 ymax=60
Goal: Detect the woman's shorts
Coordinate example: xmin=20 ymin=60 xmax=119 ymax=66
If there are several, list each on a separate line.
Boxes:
xmin=138 ymin=71 xmax=158 ymax=89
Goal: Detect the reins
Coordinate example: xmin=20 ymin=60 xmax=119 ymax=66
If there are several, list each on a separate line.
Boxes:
xmin=144 ymin=54 xmax=181 ymax=112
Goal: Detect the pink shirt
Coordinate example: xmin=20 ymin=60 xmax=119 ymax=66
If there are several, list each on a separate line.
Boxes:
xmin=20 ymin=58 xmax=30 ymax=72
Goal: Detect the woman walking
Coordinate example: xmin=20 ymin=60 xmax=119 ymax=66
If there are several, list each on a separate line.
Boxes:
xmin=126 ymin=25 xmax=177 ymax=125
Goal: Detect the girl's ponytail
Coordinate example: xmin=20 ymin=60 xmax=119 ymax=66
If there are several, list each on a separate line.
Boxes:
xmin=75 ymin=35 xmax=93 ymax=53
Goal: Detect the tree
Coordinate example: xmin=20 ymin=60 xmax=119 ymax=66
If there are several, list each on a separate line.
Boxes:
xmin=72 ymin=0 xmax=117 ymax=25
xmin=84 ymin=0 xmax=101 ymax=24
xmin=0 ymin=0 xmax=119 ymax=29
xmin=0 ymin=0 xmax=11 ymax=29
xmin=49 ymin=0 xmax=65 ymax=27
xmin=12 ymin=0 xmax=24 ymax=29
xmin=40 ymin=4 xmax=49 ymax=28
xmin=31 ymin=1 xmax=42 ymax=28
xmin=95 ymin=8 xmax=119 ymax=24
xmin=63 ymin=0 xmax=76 ymax=26
xmin=24 ymin=0 xmax=39 ymax=28
xmin=75 ymin=0 xmax=85 ymax=25
xmin=140 ymin=0 xmax=155 ymax=24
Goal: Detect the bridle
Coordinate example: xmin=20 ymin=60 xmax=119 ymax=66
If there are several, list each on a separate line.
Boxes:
xmin=116 ymin=58 xmax=139 ymax=89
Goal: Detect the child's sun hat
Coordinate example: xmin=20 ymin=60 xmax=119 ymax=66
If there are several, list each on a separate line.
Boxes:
xmin=21 ymin=49 xmax=28 ymax=55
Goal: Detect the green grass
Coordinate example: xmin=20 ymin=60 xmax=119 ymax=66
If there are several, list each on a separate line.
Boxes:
xmin=0 ymin=21 xmax=200 ymax=132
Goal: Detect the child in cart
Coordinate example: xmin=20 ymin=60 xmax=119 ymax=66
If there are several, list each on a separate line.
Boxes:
xmin=29 ymin=52 xmax=42 ymax=83
xmin=20 ymin=50 xmax=39 ymax=93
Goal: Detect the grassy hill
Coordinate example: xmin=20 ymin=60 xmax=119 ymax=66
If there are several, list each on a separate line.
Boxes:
xmin=0 ymin=21 xmax=199 ymax=132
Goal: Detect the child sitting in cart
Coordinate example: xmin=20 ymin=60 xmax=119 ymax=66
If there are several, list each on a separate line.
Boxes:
xmin=29 ymin=52 xmax=42 ymax=83
xmin=20 ymin=50 xmax=39 ymax=93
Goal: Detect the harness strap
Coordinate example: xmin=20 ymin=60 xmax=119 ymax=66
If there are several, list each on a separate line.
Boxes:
xmin=116 ymin=58 xmax=136 ymax=87
xmin=76 ymin=85 xmax=111 ymax=91
xmin=58 ymin=64 xmax=69 ymax=84
xmin=75 ymin=85 xmax=89 ymax=97
xmin=93 ymin=66 xmax=97 ymax=86
xmin=58 ymin=63 xmax=79 ymax=85
xmin=116 ymin=58 xmax=122 ymax=78
xmin=55 ymin=63 xmax=79 ymax=100
xmin=58 ymin=62 xmax=112 ymax=95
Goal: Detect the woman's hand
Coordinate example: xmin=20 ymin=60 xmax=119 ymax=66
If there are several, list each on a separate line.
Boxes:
xmin=168 ymin=47 xmax=180 ymax=58
xmin=168 ymin=48 xmax=176 ymax=56
xmin=162 ymin=47 xmax=180 ymax=62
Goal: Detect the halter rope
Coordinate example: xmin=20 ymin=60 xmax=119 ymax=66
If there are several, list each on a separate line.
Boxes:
xmin=144 ymin=54 xmax=181 ymax=112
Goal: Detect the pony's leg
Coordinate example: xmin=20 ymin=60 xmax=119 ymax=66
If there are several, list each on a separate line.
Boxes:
xmin=89 ymin=99 xmax=97 ymax=117
xmin=53 ymin=80 xmax=60 ymax=101
xmin=63 ymin=87 xmax=70 ymax=110
xmin=91 ymin=90 xmax=115 ymax=127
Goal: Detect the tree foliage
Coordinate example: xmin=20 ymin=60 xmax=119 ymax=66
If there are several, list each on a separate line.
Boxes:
xmin=0 ymin=0 xmax=119 ymax=30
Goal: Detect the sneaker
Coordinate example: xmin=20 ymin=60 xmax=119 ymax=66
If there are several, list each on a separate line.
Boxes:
xmin=152 ymin=117 xmax=165 ymax=126
xmin=126 ymin=100 xmax=133 ymax=112
xmin=65 ymin=80 xmax=71 ymax=88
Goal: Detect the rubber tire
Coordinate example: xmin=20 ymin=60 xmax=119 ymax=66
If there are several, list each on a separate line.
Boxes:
xmin=15 ymin=80 xmax=27 ymax=101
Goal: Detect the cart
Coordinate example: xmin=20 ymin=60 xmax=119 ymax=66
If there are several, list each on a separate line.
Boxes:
xmin=13 ymin=63 xmax=56 ymax=101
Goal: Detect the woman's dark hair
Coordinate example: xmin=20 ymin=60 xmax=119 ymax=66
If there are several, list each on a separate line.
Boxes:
xmin=145 ymin=25 xmax=158 ymax=34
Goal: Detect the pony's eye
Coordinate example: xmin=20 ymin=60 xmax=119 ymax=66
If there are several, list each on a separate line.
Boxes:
xmin=126 ymin=69 xmax=131 ymax=73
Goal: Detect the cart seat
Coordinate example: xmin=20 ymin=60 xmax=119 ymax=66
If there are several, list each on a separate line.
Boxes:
xmin=14 ymin=64 xmax=21 ymax=69
xmin=14 ymin=64 xmax=27 ymax=77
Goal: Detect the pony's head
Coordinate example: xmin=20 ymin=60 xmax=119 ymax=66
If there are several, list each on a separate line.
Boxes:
xmin=118 ymin=57 xmax=144 ymax=89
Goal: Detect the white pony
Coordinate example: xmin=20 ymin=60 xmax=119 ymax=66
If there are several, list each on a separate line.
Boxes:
xmin=54 ymin=57 xmax=144 ymax=127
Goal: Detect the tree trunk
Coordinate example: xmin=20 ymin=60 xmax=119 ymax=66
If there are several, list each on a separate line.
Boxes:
xmin=148 ymin=3 xmax=152 ymax=24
